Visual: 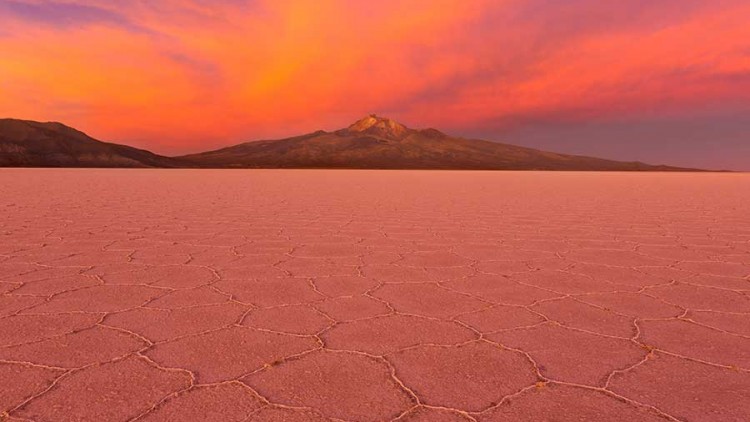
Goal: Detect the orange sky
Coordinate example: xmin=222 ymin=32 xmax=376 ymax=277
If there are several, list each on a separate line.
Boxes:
xmin=1 ymin=1 xmax=749 ymax=168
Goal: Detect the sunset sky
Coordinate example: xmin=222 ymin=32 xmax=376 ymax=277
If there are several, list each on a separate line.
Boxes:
xmin=1 ymin=0 xmax=749 ymax=169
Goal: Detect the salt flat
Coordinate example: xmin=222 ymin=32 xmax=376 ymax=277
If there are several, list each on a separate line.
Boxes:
xmin=1 ymin=169 xmax=749 ymax=422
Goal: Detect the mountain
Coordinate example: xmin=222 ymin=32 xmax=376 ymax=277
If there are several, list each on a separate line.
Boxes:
xmin=178 ymin=115 xmax=694 ymax=171
xmin=1 ymin=116 xmax=698 ymax=170
xmin=0 ymin=118 xmax=177 ymax=168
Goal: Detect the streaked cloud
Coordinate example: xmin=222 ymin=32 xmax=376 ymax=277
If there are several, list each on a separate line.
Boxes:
xmin=0 ymin=0 xmax=748 ymax=168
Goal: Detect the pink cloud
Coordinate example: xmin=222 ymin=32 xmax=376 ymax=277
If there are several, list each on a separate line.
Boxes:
xmin=0 ymin=0 xmax=748 ymax=162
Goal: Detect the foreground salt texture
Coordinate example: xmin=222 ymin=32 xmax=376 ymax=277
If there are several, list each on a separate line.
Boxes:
xmin=1 ymin=169 xmax=749 ymax=422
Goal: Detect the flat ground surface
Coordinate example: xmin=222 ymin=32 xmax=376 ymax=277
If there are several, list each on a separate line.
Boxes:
xmin=1 ymin=169 xmax=749 ymax=422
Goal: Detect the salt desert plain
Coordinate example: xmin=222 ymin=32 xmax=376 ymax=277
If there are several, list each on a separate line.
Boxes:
xmin=1 ymin=169 xmax=749 ymax=422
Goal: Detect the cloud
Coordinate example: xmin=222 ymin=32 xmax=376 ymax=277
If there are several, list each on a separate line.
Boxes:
xmin=0 ymin=0 xmax=147 ymax=32
xmin=0 ymin=0 xmax=748 ymax=165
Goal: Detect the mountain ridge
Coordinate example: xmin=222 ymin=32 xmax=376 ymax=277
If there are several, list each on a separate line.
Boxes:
xmin=177 ymin=115 xmax=698 ymax=171
xmin=0 ymin=118 xmax=179 ymax=168
xmin=0 ymin=116 xmax=702 ymax=171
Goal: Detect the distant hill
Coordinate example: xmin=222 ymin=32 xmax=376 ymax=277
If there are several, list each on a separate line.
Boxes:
xmin=0 ymin=119 xmax=177 ymax=168
xmin=178 ymin=115 xmax=695 ymax=171
xmin=1 ymin=116 xmax=698 ymax=170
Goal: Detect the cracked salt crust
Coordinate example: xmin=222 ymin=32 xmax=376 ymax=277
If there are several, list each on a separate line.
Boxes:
xmin=0 ymin=169 xmax=749 ymax=421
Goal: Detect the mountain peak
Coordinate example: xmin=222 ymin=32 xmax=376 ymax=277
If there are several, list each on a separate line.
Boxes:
xmin=347 ymin=114 xmax=409 ymax=139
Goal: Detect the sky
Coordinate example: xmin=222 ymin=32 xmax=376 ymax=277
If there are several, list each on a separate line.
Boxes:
xmin=1 ymin=0 xmax=749 ymax=169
